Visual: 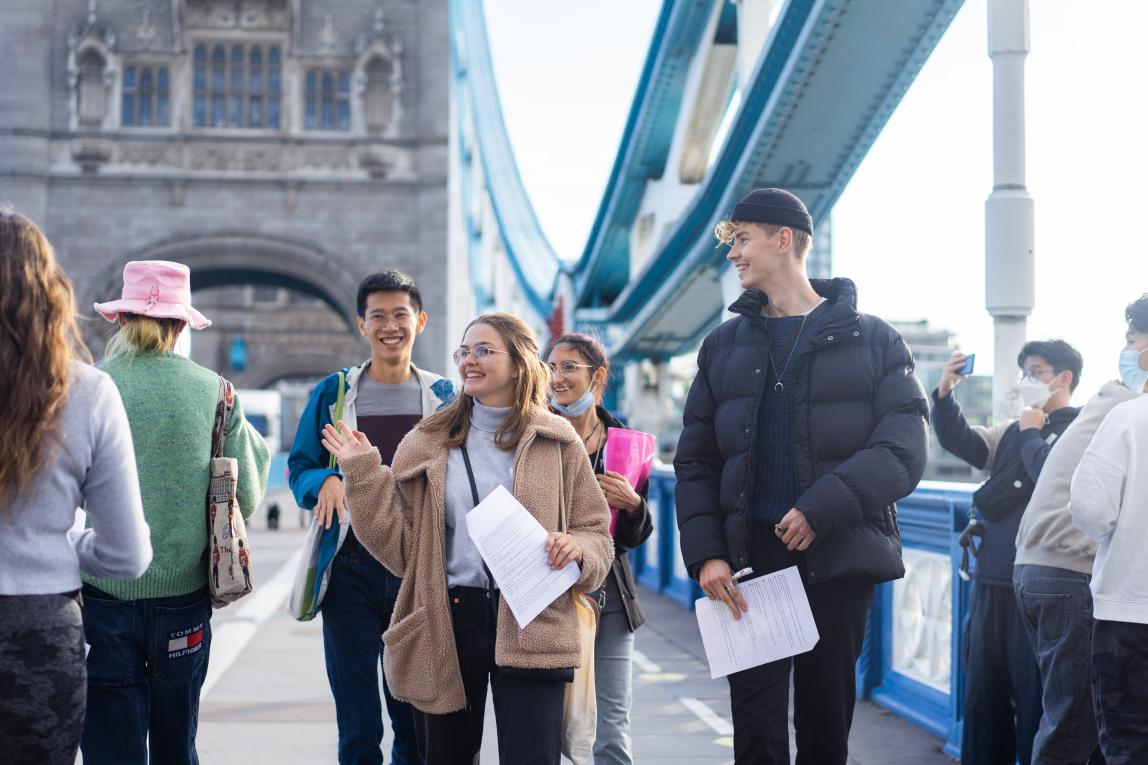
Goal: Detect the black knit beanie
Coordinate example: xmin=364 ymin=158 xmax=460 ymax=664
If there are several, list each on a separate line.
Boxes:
xmin=729 ymin=188 xmax=813 ymax=236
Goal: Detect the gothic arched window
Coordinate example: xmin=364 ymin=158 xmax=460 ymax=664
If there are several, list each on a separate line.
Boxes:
xmin=122 ymin=62 xmax=170 ymax=127
xmin=192 ymin=41 xmax=282 ymax=129
xmin=304 ymin=67 xmax=351 ymax=131
xmin=77 ymin=49 xmax=107 ymax=127
xmin=364 ymin=56 xmax=394 ymax=133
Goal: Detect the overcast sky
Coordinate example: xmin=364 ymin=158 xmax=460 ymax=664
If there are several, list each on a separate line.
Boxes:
xmin=485 ymin=1 xmax=1148 ymax=400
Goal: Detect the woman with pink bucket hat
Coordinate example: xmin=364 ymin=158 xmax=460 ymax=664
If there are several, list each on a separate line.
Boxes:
xmin=80 ymin=260 xmax=270 ymax=765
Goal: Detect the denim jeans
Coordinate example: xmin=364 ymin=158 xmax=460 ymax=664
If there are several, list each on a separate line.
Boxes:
xmin=961 ymin=581 xmax=1042 ymax=765
xmin=321 ymin=531 xmax=421 ymax=765
xmin=80 ymin=584 xmax=212 ymax=765
xmin=421 ymin=586 xmax=567 ymax=765
xmin=592 ymin=573 xmax=635 ymax=765
xmin=1014 ymin=564 xmax=1105 ymax=765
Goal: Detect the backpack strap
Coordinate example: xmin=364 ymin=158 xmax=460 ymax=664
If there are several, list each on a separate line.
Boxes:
xmin=211 ymin=377 xmax=235 ymax=459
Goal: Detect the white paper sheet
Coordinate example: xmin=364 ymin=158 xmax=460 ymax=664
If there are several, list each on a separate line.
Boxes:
xmin=466 ymin=485 xmax=581 ymax=628
xmin=694 ymin=566 xmax=819 ymax=679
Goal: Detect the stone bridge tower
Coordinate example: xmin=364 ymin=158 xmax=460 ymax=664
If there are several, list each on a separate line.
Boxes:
xmin=0 ymin=0 xmax=450 ymax=423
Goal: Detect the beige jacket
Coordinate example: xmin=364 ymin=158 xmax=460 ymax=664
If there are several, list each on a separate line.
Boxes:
xmin=338 ymin=408 xmax=613 ymax=714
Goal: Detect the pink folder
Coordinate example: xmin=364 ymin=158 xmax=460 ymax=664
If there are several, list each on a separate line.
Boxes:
xmin=604 ymin=427 xmax=656 ymax=536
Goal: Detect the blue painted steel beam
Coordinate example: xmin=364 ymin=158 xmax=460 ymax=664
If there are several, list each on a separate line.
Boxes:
xmin=597 ymin=0 xmax=965 ymax=361
xmin=449 ymin=0 xmax=560 ymax=317
xmin=572 ymin=0 xmax=716 ymax=308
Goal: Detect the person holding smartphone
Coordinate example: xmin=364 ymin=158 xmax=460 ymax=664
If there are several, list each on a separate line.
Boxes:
xmin=1014 ymin=294 xmax=1148 ymax=765
xmin=933 ymin=341 xmax=1083 ymax=765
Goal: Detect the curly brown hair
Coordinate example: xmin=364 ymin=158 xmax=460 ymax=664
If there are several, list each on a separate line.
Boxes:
xmin=0 ymin=210 xmax=90 ymax=503
xmin=420 ymin=312 xmax=551 ymax=450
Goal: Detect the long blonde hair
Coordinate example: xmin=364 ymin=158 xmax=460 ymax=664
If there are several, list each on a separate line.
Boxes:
xmin=105 ymin=315 xmax=186 ymax=357
xmin=0 ymin=209 xmax=90 ymax=504
xmin=420 ymin=312 xmax=551 ymax=450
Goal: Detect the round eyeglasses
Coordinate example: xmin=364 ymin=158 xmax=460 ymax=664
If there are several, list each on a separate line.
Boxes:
xmin=452 ymin=345 xmax=508 ymax=365
xmin=547 ymin=361 xmax=597 ymax=377
xmin=366 ymin=313 xmax=413 ymax=329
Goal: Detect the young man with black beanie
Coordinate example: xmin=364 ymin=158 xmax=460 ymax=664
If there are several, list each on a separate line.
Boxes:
xmin=674 ymin=187 xmax=929 ymax=764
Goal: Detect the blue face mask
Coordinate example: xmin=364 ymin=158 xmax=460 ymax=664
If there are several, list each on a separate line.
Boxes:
xmin=551 ymin=385 xmax=596 ymax=418
xmin=1120 ymin=349 xmax=1148 ymax=392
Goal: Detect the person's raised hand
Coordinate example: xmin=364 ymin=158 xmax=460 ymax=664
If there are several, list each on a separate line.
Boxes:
xmin=1019 ymin=407 xmax=1047 ymax=431
xmin=321 ymin=420 xmax=375 ymax=461
xmin=938 ymin=351 xmax=970 ymax=398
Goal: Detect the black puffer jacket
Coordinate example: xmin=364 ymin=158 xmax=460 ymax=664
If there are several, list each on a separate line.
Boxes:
xmin=674 ymin=278 xmax=929 ymax=585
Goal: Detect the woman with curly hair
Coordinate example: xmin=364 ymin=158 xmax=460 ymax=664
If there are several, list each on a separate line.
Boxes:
xmin=0 ymin=209 xmax=152 ymax=765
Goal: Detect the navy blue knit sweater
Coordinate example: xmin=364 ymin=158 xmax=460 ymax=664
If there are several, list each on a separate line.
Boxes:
xmin=754 ymin=307 xmax=826 ymax=524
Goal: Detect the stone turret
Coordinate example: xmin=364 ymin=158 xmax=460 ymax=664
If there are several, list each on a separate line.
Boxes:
xmin=0 ymin=2 xmax=56 ymax=225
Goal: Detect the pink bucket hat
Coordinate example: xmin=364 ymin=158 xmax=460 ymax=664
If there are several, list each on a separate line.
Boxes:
xmin=94 ymin=260 xmax=211 ymax=329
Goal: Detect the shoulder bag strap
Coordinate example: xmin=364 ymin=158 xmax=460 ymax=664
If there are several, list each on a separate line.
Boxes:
xmin=460 ymin=445 xmax=496 ymax=593
xmin=557 ymin=442 xmax=567 ymax=534
xmin=328 ymin=371 xmax=347 ymax=471
xmin=212 ymin=377 xmax=235 ymax=459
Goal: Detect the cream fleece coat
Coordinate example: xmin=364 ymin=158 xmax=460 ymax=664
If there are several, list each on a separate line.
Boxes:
xmin=338 ymin=407 xmax=613 ymax=714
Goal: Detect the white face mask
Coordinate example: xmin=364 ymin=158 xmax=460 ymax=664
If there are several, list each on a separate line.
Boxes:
xmin=1017 ymin=376 xmax=1054 ymax=409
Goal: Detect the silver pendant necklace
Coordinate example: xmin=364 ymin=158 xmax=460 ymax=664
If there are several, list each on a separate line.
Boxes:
xmin=766 ymin=311 xmax=812 ymax=392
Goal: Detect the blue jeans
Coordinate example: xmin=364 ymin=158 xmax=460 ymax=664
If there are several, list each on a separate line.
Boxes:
xmin=592 ymin=574 xmax=635 ymax=765
xmin=1014 ymin=564 xmax=1105 ymax=765
xmin=321 ymin=532 xmax=421 ymax=765
xmin=80 ymin=584 xmax=212 ymax=765
xmin=961 ymin=581 xmax=1043 ymax=765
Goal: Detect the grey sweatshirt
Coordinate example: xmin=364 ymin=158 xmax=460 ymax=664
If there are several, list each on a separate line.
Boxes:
xmin=1015 ymin=381 xmax=1140 ymax=575
xmin=444 ymin=402 xmax=516 ymax=588
xmin=0 ymin=363 xmax=152 ymax=595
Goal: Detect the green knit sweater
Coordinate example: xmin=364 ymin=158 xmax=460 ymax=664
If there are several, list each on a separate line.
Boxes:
xmin=84 ymin=353 xmax=270 ymax=600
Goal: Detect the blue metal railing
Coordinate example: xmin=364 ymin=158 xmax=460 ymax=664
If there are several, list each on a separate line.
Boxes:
xmin=633 ymin=468 xmax=973 ymax=758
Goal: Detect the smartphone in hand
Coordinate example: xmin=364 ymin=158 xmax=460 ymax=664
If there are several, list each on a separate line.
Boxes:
xmin=958 ymin=354 xmax=975 ymax=376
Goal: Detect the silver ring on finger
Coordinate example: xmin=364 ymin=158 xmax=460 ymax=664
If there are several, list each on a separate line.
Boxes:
xmin=724 ymin=581 xmax=737 ymax=594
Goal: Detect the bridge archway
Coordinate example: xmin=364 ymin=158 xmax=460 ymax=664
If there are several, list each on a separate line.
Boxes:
xmin=83 ymin=231 xmax=367 ymax=399
xmin=87 ymin=231 xmax=360 ymax=333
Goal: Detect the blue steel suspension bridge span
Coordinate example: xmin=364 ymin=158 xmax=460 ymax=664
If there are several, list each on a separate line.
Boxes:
xmin=448 ymin=0 xmax=964 ymax=361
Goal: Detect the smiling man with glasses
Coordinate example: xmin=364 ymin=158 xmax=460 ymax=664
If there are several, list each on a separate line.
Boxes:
xmin=287 ymin=270 xmax=454 ymax=765
xmin=933 ymin=338 xmax=1083 ymax=765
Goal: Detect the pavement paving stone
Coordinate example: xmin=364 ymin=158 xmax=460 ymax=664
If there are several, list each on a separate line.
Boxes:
xmin=189 ymin=491 xmax=955 ymax=764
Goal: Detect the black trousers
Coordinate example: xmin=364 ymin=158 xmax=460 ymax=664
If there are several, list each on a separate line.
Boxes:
xmin=1092 ymin=619 xmax=1148 ymax=765
xmin=420 ymin=587 xmax=567 ymax=765
xmin=727 ymin=528 xmax=874 ymax=765
xmin=0 ymin=592 xmax=86 ymax=765
xmin=961 ymin=581 xmax=1042 ymax=765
